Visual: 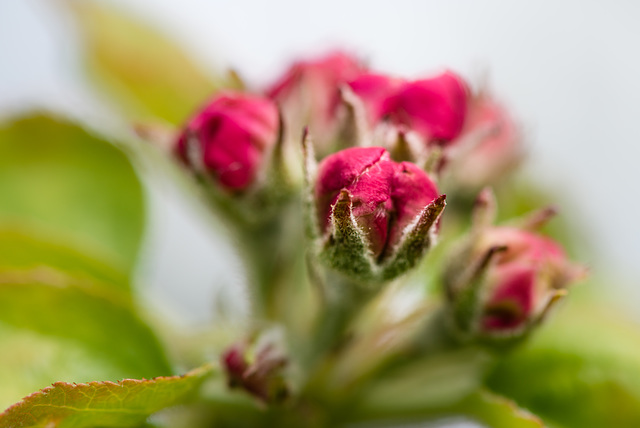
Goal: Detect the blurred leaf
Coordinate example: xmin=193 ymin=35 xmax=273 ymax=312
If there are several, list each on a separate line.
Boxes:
xmin=453 ymin=390 xmax=545 ymax=428
xmin=0 ymin=323 xmax=128 ymax=411
xmin=0 ymin=114 xmax=145 ymax=273
xmin=0 ymin=364 xmax=214 ymax=428
xmin=350 ymin=348 xmax=543 ymax=427
xmin=0 ymin=227 xmax=130 ymax=293
xmin=355 ymin=348 xmax=492 ymax=414
xmin=487 ymin=297 xmax=640 ymax=428
xmin=68 ymin=0 xmax=220 ymax=124
xmin=353 ymin=386 xmax=542 ymax=427
xmin=0 ymin=268 xmax=172 ymax=380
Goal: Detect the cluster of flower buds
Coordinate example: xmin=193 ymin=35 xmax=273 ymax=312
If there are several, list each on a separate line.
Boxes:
xmin=170 ymin=52 xmax=520 ymax=205
xmin=443 ymin=189 xmax=585 ymax=341
xmin=146 ymin=50 xmax=591 ymax=416
xmin=267 ymin=51 xmax=519 ymax=186
xmin=166 ymin=50 xmax=579 ymax=314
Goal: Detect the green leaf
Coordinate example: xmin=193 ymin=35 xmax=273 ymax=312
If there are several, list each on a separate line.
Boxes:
xmin=0 ymin=114 xmax=145 ymax=273
xmin=355 ymin=348 xmax=492 ymax=414
xmin=0 ymin=269 xmax=172 ymax=380
xmin=487 ymin=297 xmax=640 ymax=428
xmin=0 ymin=364 xmax=214 ymax=428
xmin=354 ymin=385 xmax=542 ymax=427
xmin=349 ymin=347 xmax=543 ymax=427
xmin=452 ymin=390 xmax=545 ymax=428
xmin=0 ymin=227 xmax=130 ymax=293
xmin=0 ymin=323 xmax=130 ymax=412
xmin=67 ymin=0 xmax=220 ymax=124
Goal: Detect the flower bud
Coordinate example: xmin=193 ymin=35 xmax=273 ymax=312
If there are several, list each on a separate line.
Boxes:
xmin=312 ymin=146 xmax=445 ymax=282
xmin=347 ymin=73 xmax=403 ymax=126
xmin=444 ymin=93 xmax=522 ymax=189
xmin=175 ymin=91 xmax=279 ymax=191
xmin=444 ymin=192 xmax=584 ymax=339
xmin=477 ymin=228 xmax=572 ymax=331
xmin=381 ymin=71 xmax=469 ymax=144
xmin=348 ymin=71 xmax=469 ymax=147
xmin=267 ymin=51 xmax=365 ymax=152
xmin=221 ymin=340 xmax=289 ymax=404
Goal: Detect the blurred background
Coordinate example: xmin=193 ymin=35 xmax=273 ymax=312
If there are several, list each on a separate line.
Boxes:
xmin=1 ymin=0 xmax=639 ymax=327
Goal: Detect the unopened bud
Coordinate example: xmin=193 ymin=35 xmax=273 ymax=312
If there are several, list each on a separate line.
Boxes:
xmin=175 ymin=91 xmax=279 ymax=192
xmin=312 ymin=146 xmax=445 ymax=283
xmin=221 ymin=339 xmax=289 ymax=404
xmin=348 ymin=70 xmax=469 ymax=147
xmin=444 ymin=191 xmax=584 ymax=340
xmin=444 ymin=92 xmax=522 ymax=189
xmin=267 ymin=51 xmax=365 ymax=153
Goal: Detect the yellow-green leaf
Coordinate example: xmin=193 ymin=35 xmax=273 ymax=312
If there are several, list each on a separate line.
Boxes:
xmin=350 ymin=347 xmax=543 ymax=427
xmin=68 ymin=0 xmax=219 ymax=124
xmin=0 ymin=364 xmax=214 ymax=428
xmin=355 ymin=348 xmax=492 ymax=414
xmin=0 ymin=323 xmax=129 ymax=412
xmin=0 ymin=114 xmax=145 ymax=274
xmin=0 ymin=227 xmax=130 ymax=293
xmin=487 ymin=297 xmax=640 ymax=428
xmin=454 ymin=390 xmax=544 ymax=428
xmin=353 ymin=386 xmax=543 ymax=427
xmin=0 ymin=269 xmax=172 ymax=380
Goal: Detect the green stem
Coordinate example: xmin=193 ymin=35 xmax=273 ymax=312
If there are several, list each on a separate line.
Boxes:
xmin=314 ymin=280 xmax=374 ymax=357
xmin=300 ymin=272 xmax=379 ymax=406
xmin=235 ymin=200 xmax=307 ymax=324
xmin=239 ymin=219 xmax=285 ymax=321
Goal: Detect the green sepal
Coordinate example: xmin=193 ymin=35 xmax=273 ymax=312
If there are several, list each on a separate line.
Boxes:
xmin=321 ymin=190 xmax=376 ymax=283
xmin=381 ymin=194 xmax=446 ymax=280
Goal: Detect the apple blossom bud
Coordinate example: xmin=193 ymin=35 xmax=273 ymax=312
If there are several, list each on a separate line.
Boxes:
xmin=445 ymin=93 xmax=522 ymax=189
xmin=174 ymin=91 xmax=279 ymax=191
xmin=348 ymin=71 xmax=468 ymax=146
xmin=312 ymin=146 xmax=445 ymax=282
xmin=444 ymin=192 xmax=584 ymax=340
xmin=347 ymin=73 xmax=403 ymax=126
xmin=477 ymin=228 xmax=572 ymax=331
xmin=267 ymin=51 xmax=365 ymax=151
xmin=389 ymin=72 xmax=468 ymax=143
xmin=221 ymin=341 xmax=289 ymax=404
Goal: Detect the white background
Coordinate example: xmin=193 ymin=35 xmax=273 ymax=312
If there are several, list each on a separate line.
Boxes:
xmin=1 ymin=0 xmax=640 ymax=325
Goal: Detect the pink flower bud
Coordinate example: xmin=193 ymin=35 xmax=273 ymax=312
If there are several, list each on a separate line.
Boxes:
xmin=221 ymin=341 xmax=289 ymax=404
xmin=267 ymin=51 xmax=365 ymax=148
xmin=444 ymin=189 xmax=584 ymax=339
xmin=348 ymin=71 xmax=469 ymax=145
xmin=445 ymin=218 xmax=582 ymax=339
xmin=381 ymin=71 xmax=468 ymax=144
xmin=389 ymin=161 xmax=443 ymax=253
xmin=347 ymin=73 xmax=404 ymax=125
xmin=478 ymin=227 xmax=570 ymax=332
xmin=447 ymin=94 xmax=522 ymax=188
xmin=315 ymin=147 xmax=440 ymax=260
xmin=175 ymin=91 xmax=279 ymax=191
